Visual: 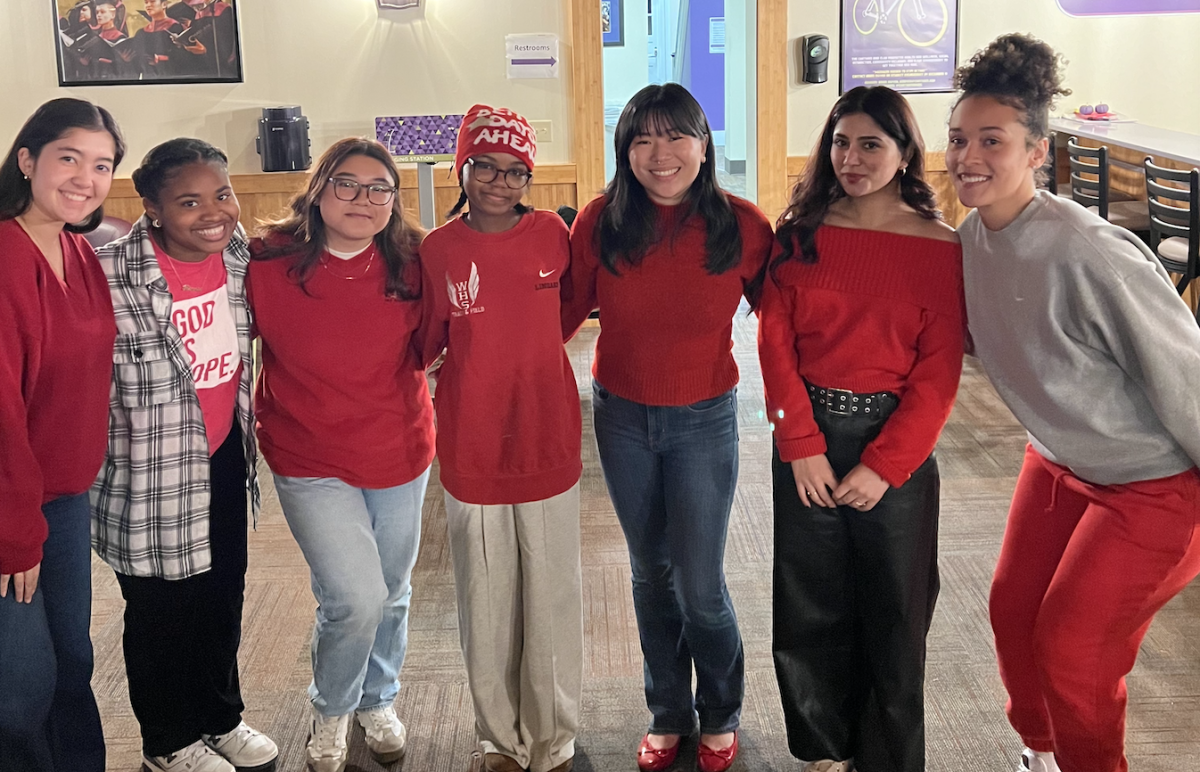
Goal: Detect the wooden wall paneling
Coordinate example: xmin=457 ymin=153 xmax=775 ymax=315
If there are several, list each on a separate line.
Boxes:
xmin=757 ymin=0 xmax=789 ymax=221
xmin=102 ymin=166 xmax=579 ymax=233
xmin=569 ymin=0 xmax=606 ymax=206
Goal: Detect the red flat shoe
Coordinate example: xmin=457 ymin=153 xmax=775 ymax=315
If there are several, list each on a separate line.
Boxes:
xmin=697 ymin=731 xmax=739 ymax=772
xmin=636 ymin=734 xmax=680 ymax=771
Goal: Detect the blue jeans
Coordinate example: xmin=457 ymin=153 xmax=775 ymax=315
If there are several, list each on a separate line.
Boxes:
xmin=592 ymin=381 xmax=745 ymax=735
xmin=0 ymin=493 xmax=105 ymax=772
xmin=273 ymin=468 xmax=430 ymax=717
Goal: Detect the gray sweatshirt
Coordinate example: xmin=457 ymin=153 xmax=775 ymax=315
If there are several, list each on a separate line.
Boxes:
xmin=959 ymin=190 xmax=1200 ymax=484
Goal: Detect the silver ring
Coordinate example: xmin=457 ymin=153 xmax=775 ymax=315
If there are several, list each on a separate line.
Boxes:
xmin=855 ymin=500 xmax=866 ymax=507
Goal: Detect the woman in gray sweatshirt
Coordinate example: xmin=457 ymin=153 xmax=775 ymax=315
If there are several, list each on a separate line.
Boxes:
xmin=947 ymin=33 xmax=1200 ymax=772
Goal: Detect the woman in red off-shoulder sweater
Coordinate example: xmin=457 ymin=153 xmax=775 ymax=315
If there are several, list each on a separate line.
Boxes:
xmin=562 ymin=84 xmax=773 ymax=772
xmin=757 ymin=87 xmax=962 ymax=772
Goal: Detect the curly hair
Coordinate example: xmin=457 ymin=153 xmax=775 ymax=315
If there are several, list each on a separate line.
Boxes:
xmin=132 ymin=138 xmax=229 ymax=205
xmin=953 ymin=33 xmax=1071 ymax=146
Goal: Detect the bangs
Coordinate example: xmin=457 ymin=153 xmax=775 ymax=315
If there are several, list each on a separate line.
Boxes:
xmin=626 ymin=100 xmax=708 ymax=141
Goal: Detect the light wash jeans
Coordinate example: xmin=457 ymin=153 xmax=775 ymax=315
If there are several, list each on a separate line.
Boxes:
xmin=273 ymin=467 xmax=430 ymax=717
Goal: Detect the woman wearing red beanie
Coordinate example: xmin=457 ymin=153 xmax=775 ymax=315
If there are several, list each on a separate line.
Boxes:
xmin=561 ymin=84 xmax=774 ymax=772
xmin=420 ymin=104 xmax=582 ymax=772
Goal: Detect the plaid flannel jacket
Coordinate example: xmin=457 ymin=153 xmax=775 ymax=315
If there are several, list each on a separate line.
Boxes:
xmin=90 ymin=215 xmax=259 ymax=580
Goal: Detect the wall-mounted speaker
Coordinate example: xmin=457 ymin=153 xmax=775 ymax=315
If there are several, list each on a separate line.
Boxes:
xmin=801 ymin=35 xmax=829 ymax=84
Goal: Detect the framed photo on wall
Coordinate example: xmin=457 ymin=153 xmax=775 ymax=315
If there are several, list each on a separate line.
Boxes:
xmin=54 ymin=0 xmax=244 ymax=86
xmin=839 ymin=0 xmax=959 ymax=94
xmin=602 ymin=0 xmax=624 ymax=47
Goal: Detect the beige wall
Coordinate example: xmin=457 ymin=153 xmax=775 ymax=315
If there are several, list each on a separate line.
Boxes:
xmin=1 ymin=0 xmax=572 ymax=175
xmin=787 ymin=1 xmax=1200 ymax=156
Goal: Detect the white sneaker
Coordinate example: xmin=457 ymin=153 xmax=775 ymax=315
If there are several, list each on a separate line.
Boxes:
xmin=355 ymin=705 xmax=408 ymax=762
xmin=202 ymin=722 xmax=279 ymax=771
xmin=1018 ymin=748 xmax=1061 ymax=772
xmin=144 ymin=740 xmax=235 ymax=772
xmin=801 ymin=761 xmax=854 ymax=772
xmin=306 ymin=705 xmax=350 ymax=772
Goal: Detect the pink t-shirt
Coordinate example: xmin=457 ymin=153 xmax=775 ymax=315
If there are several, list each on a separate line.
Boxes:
xmin=155 ymin=247 xmax=241 ymax=455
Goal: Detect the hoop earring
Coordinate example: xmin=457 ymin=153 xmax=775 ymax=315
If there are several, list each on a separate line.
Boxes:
xmin=152 ymin=219 xmax=161 ymax=228
xmin=899 ymin=166 xmax=908 ymax=177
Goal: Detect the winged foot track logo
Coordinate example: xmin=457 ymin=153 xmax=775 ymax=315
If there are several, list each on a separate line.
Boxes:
xmin=447 ymin=262 xmax=485 ymax=317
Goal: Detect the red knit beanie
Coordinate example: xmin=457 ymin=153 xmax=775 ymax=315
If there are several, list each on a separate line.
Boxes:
xmin=454 ymin=104 xmax=537 ymax=180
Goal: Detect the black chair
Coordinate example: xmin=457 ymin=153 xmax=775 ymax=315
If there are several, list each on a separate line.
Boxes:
xmin=556 ymin=205 xmax=578 ymax=228
xmin=82 ymin=214 xmax=133 ymax=250
xmin=1143 ymin=158 xmax=1200 ymax=296
xmin=1043 ymin=132 xmax=1066 ymax=197
xmin=1065 ymin=137 xmax=1150 ymax=232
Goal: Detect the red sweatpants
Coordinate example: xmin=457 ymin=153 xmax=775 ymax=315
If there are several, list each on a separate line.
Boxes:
xmin=990 ymin=446 xmax=1200 ymax=772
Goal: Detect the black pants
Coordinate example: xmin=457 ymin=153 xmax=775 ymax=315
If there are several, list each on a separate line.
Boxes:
xmin=115 ymin=422 xmax=248 ymax=757
xmin=772 ymin=396 xmax=940 ymax=772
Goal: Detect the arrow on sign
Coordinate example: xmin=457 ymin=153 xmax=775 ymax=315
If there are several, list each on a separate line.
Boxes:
xmin=512 ymin=57 xmax=557 ymax=66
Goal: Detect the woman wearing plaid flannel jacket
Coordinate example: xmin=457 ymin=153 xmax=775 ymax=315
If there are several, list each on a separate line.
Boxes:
xmin=91 ymin=139 xmax=277 ymax=772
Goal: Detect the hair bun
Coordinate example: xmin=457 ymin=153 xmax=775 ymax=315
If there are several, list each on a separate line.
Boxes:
xmin=955 ymin=33 xmax=1071 ymax=113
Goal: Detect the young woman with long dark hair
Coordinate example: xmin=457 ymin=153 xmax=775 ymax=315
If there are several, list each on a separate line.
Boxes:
xmin=948 ymin=34 xmax=1200 ymax=772
xmin=0 ymin=97 xmax=123 ymax=772
xmin=758 ymin=86 xmax=962 ymax=772
xmin=562 ymin=83 xmax=774 ymax=772
xmin=249 ymin=137 xmax=434 ymax=772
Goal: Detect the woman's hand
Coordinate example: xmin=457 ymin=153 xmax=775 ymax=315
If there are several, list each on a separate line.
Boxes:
xmin=833 ymin=464 xmax=889 ymax=511
xmin=790 ymin=455 xmax=840 ymax=509
xmin=0 ymin=563 xmax=42 ymax=604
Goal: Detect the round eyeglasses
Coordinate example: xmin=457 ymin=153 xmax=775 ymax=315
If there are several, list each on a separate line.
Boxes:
xmin=327 ymin=177 xmax=398 ymax=206
xmin=467 ymin=158 xmax=533 ymax=189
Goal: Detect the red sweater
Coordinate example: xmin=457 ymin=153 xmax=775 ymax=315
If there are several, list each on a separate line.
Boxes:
xmin=0 ymin=220 xmax=116 ymax=574
xmin=562 ymin=194 xmax=774 ymax=406
xmin=247 ymin=239 xmax=435 ymax=488
xmin=420 ymin=211 xmax=582 ymax=504
xmin=758 ymin=226 xmax=964 ymax=488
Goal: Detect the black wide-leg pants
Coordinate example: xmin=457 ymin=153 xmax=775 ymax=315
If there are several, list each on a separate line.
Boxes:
xmin=772 ymin=402 xmax=940 ymax=772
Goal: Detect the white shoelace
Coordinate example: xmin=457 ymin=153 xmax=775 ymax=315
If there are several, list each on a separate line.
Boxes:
xmin=312 ymin=714 xmax=349 ymax=755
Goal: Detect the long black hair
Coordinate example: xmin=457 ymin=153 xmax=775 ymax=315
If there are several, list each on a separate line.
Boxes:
xmin=773 ymin=86 xmax=938 ymax=272
xmin=0 ymin=98 xmax=126 ymax=233
xmin=254 ymin=137 xmax=422 ymax=301
xmin=132 ymin=137 xmax=229 ymax=205
xmin=596 ymin=83 xmax=740 ymax=275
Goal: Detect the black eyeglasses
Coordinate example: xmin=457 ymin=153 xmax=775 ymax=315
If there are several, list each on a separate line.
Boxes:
xmin=467 ymin=158 xmax=532 ymax=189
xmin=327 ymin=178 xmax=398 ymax=206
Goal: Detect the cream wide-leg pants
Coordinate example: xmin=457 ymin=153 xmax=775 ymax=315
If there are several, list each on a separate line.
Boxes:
xmin=444 ymin=482 xmax=583 ymax=772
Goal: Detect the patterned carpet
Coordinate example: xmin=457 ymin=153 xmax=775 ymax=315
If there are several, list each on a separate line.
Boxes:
xmin=91 ymin=311 xmax=1200 ymax=771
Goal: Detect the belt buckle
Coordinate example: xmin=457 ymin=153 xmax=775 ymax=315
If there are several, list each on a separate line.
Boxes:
xmin=820 ymin=387 xmax=855 ymax=415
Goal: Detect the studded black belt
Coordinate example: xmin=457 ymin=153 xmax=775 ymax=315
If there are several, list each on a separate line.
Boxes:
xmin=806 ymin=382 xmax=898 ymax=416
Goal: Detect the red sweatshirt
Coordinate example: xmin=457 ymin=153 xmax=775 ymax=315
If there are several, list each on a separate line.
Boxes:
xmin=562 ymin=194 xmax=774 ymax=406
xmin=0 ymin=219 xmax=116 ymax=574
xmin=247 ymin=239 xmax=435 ymax=489
xmin=420 ymin=211 xmax=582 ymax=505
xmin=757 ymin=225 xmax=964 ymax=488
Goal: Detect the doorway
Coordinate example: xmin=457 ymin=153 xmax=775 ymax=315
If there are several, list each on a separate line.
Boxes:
xmin=600 ymin=0 xmax=758 ymax=203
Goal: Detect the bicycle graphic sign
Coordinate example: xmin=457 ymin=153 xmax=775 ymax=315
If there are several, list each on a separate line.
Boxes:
xmin=840 ymin=0 xmax=959 ymax=94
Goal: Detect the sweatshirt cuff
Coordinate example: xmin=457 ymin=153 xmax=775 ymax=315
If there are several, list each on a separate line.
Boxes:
xmin=0 ymin=543 xmax=44 ymax=577
xmin=860 ymin=446 xmax=910 ymax=489
xmin=775 ymin=434 xmax=828 ymax=463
